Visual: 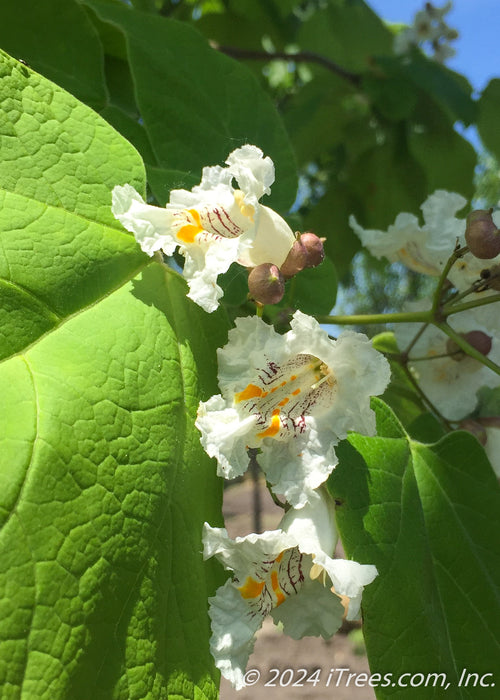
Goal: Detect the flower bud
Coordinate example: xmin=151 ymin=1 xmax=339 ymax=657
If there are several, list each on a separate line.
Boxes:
xmin=481 ymin=264 xmax=500 ymax=291
xmin=280 ymin=236 xmax=308 ymax=279
xmin=458 ymin=419 xmax=487 ymax=446
xmin=464 ymin=209 xmax=500 ymax=259
xmin=248 ymin=263 xmax=285 ymax=305
xmin=280 ymin=232 xmax=325 ymax=279
xmin=301 ymin=232 xmax=325 ymax=268
xmin=446 ymin=330 xmax=493 ymax=361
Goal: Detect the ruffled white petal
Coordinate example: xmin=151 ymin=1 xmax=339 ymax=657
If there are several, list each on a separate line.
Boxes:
xmin=208 ymin=580 xmax=262 ymax=691
xmin=196 ymin=395 xmax=257 ymax=479
xmin=225 ymin=144 xmax=275 ymax=205
xmin=112 ymin=184 xmax=178 ymax=256
xmin=271 ymin=580 xmax=345 ymax=639
xmin=350 ymin=190 xmax=467 ymax=276
xmin=203 ymin=524 xmax=296 ymax=580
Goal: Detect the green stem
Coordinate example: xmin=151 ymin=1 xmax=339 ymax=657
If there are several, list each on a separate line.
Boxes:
xmin=442 ymin=292 xmax=500 ymax=316
xmin=434 ymin=321 xmax=500 ymax=376
xmin=431 ymin=245 xmax=468 ymax=314
xmin=316 ymin=310 xmax=432 ymax=326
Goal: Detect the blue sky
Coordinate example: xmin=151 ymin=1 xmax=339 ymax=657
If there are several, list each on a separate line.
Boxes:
xmin=367 ymin=0 xmax=500 ymax=93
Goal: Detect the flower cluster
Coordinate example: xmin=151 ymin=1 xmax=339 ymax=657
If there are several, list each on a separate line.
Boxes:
xmin=197 ymin=308 xmax=389 ymax=686
xmin=350 ymin=190 xmax=500 ymax=475
xmin=112 ymin=146 xmax=390 ymax=689
xmin=393 ymin=1 xmax=458 ymax=63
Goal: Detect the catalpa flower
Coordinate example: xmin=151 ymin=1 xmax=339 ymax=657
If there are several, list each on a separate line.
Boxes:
xmin=395 ymin=304 xmax=500 ymax=421
xmin=112 ymin=145 xmax=295 ymax=312
xmin=204 ymin=488 xmax=377 ymax=690
xmin=349 ymin=190 xmax=467 ymax=276
xmin=196 ymin=311 xmax=390 ymax=507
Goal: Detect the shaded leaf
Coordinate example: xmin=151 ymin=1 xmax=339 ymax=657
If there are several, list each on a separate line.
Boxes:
xmin=85 ymin=0 xmax=298 ymax=212
xmin=330 ymin=398 xmax=500 ymax=700
xmin=0 ymin=0 xmax=107 ymax=109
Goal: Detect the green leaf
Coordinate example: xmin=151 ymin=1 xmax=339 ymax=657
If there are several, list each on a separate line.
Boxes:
xmin=0 ymin=50 xmax=225 ymax=699
xmin=478 ymin=79 xmax=500 ymax=162
xmin=84 ymin=0 xmax=298 ymax=212
xmin=348 ymin=128 xmax=427 ymax=229
xmin=298 ymin=0 xmax=393 ymax=73
xmin=330 ymin=398 xmax=500 ymax=699
xmin=0 ymin=0 xmax=107 ymax=110
xmin=283 ymin=72 xmax=358 ymax=165
xmin=304 ymin=181 xmax=361 ymax=280
xmin=0 ymin=50 xmax=146 ymax=360
xmin=389 ymin=52 xmax=477 ymax=127
xmin=407 ymin=94 xmax=476 ymax=200
xmin=281 ymin=256 xmax=337 ymax=315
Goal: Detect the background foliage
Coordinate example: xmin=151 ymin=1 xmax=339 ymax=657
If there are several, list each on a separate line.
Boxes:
xmin=0 ymin=1 xmax=499 ymax=698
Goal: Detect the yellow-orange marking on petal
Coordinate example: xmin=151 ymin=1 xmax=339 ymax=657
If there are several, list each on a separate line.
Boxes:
xmin=176 ymin=209 xmax=203 ymax=243
xmin=258 ymin=409 xmax=281 ymax=438
xmin=278 ymin=398 xmax=289 ymax=407
xmin=238 ymin=576 xmax=266 ymax=599
xmin=291 ymin=388 xmax=301 ymax=396
xmin=235 ymin=383 xmax=265 ymax=403
xmin=271 ymin=570 xmax=286 ymax=606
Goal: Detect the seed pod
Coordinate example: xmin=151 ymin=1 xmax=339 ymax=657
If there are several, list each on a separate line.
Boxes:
xmin=465 ymin=209 xmax=500 ymax=259
xmin=446 ymin=330 xmax=492 ymax=361
xmin=248 ymin=263 xmax=285 ymax=305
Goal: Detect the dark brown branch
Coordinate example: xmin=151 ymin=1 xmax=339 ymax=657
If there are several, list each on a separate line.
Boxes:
xmin=211 ymin=42 xmax=362 ymax=86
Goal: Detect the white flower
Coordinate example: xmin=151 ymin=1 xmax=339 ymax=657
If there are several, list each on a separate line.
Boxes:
xmin=393 ymin=2 xmax=457 ymax=62
xmin=349 ymin=190 xmax=466 ymax=276
xmin=394 ymin=305 xmax=500 ymax=421
xmin=111 ymin=145 xmax=295 ymax=312
xmin=196 ymin=311 xmax=390 ymax=507
xmin=203 ymin=488 xmax=377 ymax=689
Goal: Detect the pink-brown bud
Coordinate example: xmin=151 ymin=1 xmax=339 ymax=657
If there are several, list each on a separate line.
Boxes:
xmin=446 ymin=330 xmax=493 ymax=361
xmin=248 ymin=263 xmax=285 ymax=305
xmin=280 ymin=232 xmax=325 ymax=279
xmin=465 ymin=209 xmax=500 ymax=259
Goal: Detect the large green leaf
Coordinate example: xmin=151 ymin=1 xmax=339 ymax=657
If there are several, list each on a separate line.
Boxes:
xmin=298 ymin=0 xmax=393 ymax=73
xmin=0 ymin=51 xmax=225 ymax=699
xmin=84 ymin=0 xmax=298 ymax=212
xmin=0 ymin=0 xmax=107 ymax=110
xmin=478 ymin=79 xmax=500 ymax=162
xmin=330 ymin=399 xmax=500 ymax=700
xmin=407 ymin=94 xmax=476 ymax=200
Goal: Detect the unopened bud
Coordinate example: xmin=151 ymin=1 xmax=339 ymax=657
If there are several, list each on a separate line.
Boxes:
xmin=481 ymin=264 xmax=500 ymax=291
xmin=280 ymin=232 xmax=325 ymax=279
xmin=446 ymin=330 xmax=493 ymax=361
xmin=465 ymin=209 xmax=500 ymax=259
xmin=301 ymin=232 xmax=325 ymax=268
xmin=248 ymin=263 xmax=285 ymax=305
xmin=280 ymin=236 xmax=308 ymax=279
xmin=458 ymin=419 xmax=487 ymax=446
